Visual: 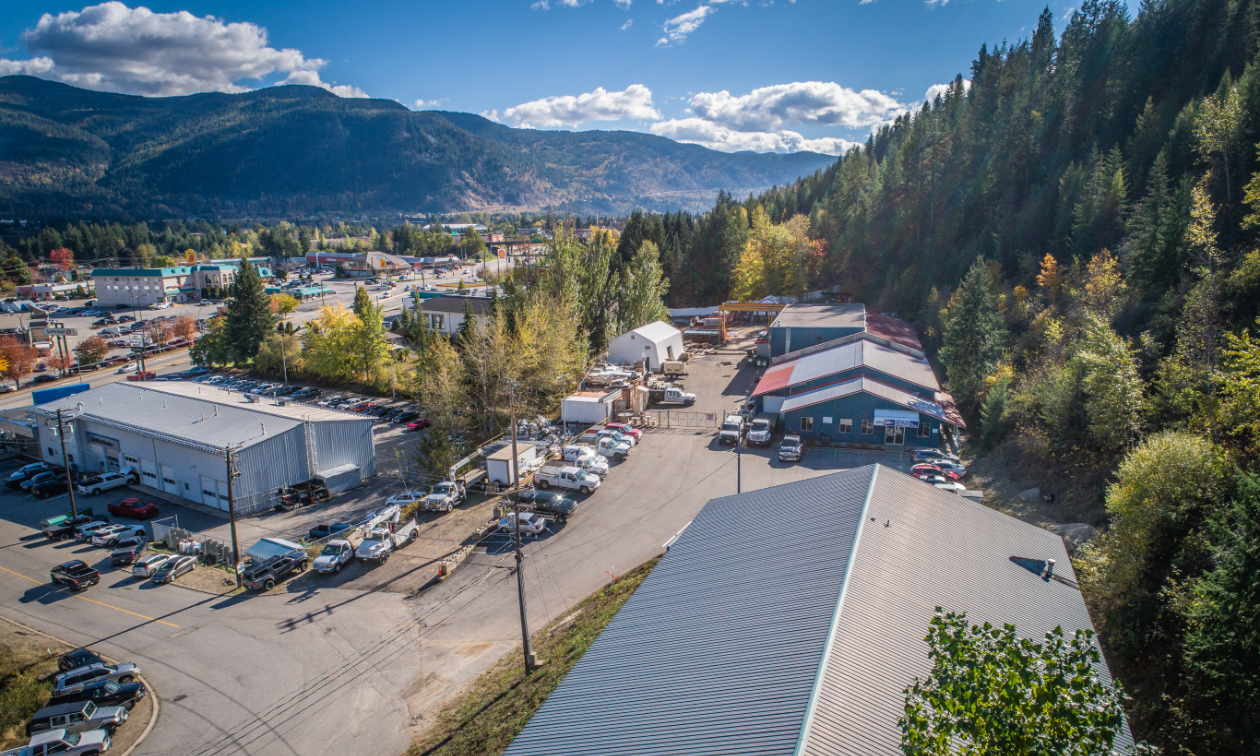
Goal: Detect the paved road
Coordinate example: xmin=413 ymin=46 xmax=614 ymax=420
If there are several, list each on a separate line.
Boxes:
xmin=0 ymin=331 xmax=909 ymax=755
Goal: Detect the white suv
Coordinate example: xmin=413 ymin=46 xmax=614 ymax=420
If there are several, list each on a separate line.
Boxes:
xmin=78 ymin=471 xmax=137 ymax=496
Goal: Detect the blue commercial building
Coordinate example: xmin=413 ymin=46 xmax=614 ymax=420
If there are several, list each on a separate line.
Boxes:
xmin=753 ymin=313 xmax=964 ymax=448
xmin=768 ymin=303 xmax=865 ymax=357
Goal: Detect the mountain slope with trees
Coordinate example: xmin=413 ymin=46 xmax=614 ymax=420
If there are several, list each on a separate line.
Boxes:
xmin=0 ymin=76 xmax=832 ymax=216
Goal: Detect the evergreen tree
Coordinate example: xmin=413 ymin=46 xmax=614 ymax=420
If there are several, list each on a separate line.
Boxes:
xmin=222 ymin=262 xmax=276 ymax=362
xmin=939 ymin=258 xmax=1006 ymax=418
xmin=456 ymin=299 xmax=476 ymax=347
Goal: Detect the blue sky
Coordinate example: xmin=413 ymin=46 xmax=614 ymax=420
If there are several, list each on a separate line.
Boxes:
xmin=0 ymin=0 xmax=1136 ymax=154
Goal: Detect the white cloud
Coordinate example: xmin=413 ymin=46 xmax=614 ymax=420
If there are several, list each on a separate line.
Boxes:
xmin=531 ymin=0 xmax=594 ymax=9
xmin=615 ymin=0 xmax=633 ymax=7
xmin=656 ymin=5 xmax=712 ymax=46
xmin=925 ymin=0 xmax=949 ymax=6
xmin=621 ymin=18 xmax=634 ymax=29
xmin=413 ymin=98 xmax=447 ymax=110
xmin=0 ymin=2 xmax=366 ymax=97
xmin=532 ymin=0 xmax=551 ymax=8
xmin=923 ymin=79 xmax=969 ymax=103
xmin=500 ymin=84 xmax=661 ymax=127
xmin=649 ymin=118 xmax=857 ymax=155
xmin=0 ymin=57 xmax=55 ymax=75
xmin=687 ymin=81 xmax=903 ymax=132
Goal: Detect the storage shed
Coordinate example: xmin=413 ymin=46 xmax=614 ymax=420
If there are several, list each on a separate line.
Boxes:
xmin=561 ymin=391 xmax=620 ymax=425
xmin=606 ymin=321 xmax=684 ymax=372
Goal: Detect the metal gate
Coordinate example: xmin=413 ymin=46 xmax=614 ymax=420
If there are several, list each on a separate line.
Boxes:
xmin=651 ymin=410 xmax=719 ymax=429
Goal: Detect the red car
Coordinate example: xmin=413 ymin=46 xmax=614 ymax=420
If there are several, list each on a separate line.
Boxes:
xmin=603 ymin=422 xmax=642 ymax=441
xmin=406 ymin=419 xmax=430 ymax=432
xmin=911 ymin=464 xmax=961 ymax=482
xmin=126 ymin=371 xmax=156 ymax=381
xmin=108 ymin=497 xmax=160 ymax=519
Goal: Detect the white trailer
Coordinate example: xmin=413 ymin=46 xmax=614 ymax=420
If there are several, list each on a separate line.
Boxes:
xmin=486 ymin=444 xmax=538 ymax=486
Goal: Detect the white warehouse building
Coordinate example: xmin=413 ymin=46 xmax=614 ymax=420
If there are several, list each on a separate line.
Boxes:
xmin=29 ymin=382 xmax=375 ymax=514
xmin=606 ymin=321 xmax=685 ymax=372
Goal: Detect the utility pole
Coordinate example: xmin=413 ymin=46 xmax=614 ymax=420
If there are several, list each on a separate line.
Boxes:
xmin=225 ymin=445 xmax=243 ymax=588
xmin=55 ymin=409 xmax=78 ymax=519
xmin=508 ymin=381 xmax=540 ymax=673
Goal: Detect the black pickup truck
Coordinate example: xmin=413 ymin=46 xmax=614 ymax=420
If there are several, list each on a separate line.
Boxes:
xmin=50 ymin=560 xmax=101 ymax=592
xmin=43 ymin=514 xmax=100 ymax=542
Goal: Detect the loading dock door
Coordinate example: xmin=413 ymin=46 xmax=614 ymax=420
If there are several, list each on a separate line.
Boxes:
xmin=160 ymin=464 xmax=179 ymax=495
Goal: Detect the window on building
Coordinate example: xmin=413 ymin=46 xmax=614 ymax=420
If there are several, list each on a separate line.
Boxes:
xmin=839 ymin=419 xmax=852 ymax=434
xmin=203 ymin=489 xmax=216 ymax=500
xmin=919 ymin=422 xmax=931 ymax=438
xmin=48 ymin=447 xmax=56 ymax=456
xmin=800 ymin=417 xmax=813 ymax=432
xmin=861 ymin=420 xmax=874 ymax=435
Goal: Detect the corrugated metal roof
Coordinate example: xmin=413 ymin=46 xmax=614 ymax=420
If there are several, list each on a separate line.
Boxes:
xmin=863 ymin=313 xmax=924 ymax=351
xmin=31 ymin=383 xmax=311 ymax=453
xmin=506 ymin=466 xmax=1129 ymax=755
xmin=800 ymin=469 xmax=1132 ymax=754
xmin=771 ymin=303 xmax=866 ymax=329
xmin=777 ymin=376 xmax=954 ymax=426
xmin=753 ymin=340 xmax=939 ymax=397
xmin=138 ymin=381 xmax=369 ymax=424
xmin=503 ymin=468 xmax=875 ymax=756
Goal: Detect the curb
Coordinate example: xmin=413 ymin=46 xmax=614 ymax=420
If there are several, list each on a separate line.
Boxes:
xmin=0 ymin=613 xmax=160 ymax=756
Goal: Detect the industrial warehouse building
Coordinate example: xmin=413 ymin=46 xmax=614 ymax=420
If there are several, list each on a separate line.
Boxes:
xmin=606 ymin=321 xmax=685 ymax=372
xmin=28 ymin=382 xmax=375 ymax=514
xmin=753 ymin=304 xmax=964 ymax=448
xmin=504 ymin=467 xmax=1131 ymax=756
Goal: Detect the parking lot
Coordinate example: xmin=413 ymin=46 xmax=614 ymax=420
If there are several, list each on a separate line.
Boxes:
xmin=0 ymin=329 xmax=926 ymax=755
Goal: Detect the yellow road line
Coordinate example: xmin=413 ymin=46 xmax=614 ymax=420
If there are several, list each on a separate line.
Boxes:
xmin=0 ymin=563 xmax=179 ymax=628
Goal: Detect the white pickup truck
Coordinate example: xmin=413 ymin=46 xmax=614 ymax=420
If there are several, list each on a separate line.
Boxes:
xmin=312 ymin=539 xmax=354 ymax=574
xmin=423 ymin=481 xmax=466 ymax=512
xmin=595 ymin=437 xmax=632 ymax=459
xmin=533 ymin=465 xmax=601 ymax=495
xmin=651 ymin=386 xmax=696 ymax=405
xmin=562 ymin=445 xmax=610 ymax=477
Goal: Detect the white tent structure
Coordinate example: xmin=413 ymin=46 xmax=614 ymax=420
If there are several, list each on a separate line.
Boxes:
xmin=607 ymin=321 xmax=685 ymax=372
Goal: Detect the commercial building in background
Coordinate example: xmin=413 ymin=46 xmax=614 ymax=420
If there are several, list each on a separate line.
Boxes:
xmin=405 ymin=294 xmax=493 ymax=336
xmin=91 ymin=262 xmax=272 ymax=307
xmin=341 ymin=251 xmax=412 ymax=278
xmin=606 ymin=321 xmax=685 ymax=372
xmin=751 ymin=304 xmax=964 ymax=449
xmin=28 ymin=382 xmax=374 ymax=514
xmin=504 ymin=466 xmax=1132 ymax=756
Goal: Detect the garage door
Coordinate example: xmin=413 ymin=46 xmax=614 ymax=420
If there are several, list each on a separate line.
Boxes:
xmin=159 ymin=464 xmax=179 ymax=496
xmin=139 ymin=458 xmax=160 ymax=488
xmin=200 ymin=476 xmax=221 ymax=509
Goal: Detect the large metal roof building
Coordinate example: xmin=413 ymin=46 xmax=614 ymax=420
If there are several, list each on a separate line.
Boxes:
xmin=29 ymin=381 xmax=375 ymax=514
xmin=503 ymin=466 xmax=1130 ymax=756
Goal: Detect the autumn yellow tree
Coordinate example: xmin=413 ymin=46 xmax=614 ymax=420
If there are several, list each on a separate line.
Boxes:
xmin=1036 ymin=253 xmax=1063 ymax=302
xmin=731 ymin=210 xmax=819 ymax=301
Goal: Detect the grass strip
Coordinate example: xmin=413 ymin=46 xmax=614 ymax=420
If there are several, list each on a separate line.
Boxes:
xmin=408 ymin=555 xmax=661 ymax=756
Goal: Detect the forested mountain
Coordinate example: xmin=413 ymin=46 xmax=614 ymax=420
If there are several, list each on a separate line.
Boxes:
xmin=0 ymin=76 xmax=832 ymax=217
xmin=622 ymin=0 xmax=1260 ymax=751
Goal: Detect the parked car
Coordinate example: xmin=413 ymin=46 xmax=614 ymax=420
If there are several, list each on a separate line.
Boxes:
xmin=312 ymin=539 xmax=355 ymax=574
xmin=717 ymin=415 xmax=745 ymax=446
xmin=21 ymin=471 xmax=58 ymax=491
xmin=910 ymin=448 xmax=959 ymax=462
xmin=57 ymin=649 xmax=105 ymax=673
xmin=47 ymin=679 xmax=147 ymax=712
xmin=78 ymin=472 xmax=137 ymax=496
xmin=11 ymin=728 xmax=112 ymax=756
xmin=53 ymin=663 xmax=139 ymax=696
xmin=125 ymin=371 xmax=156 ymax=381
xmin=150 ymin=555 xmax=196 ymax=584
xmin=306 ymin=523 xmax=354 ymax=541
xmin=131 ymin=553 xmax=172 ymax=579
xmin=242 ymin=552 xmax=308 ymax=591
xmin=109 ymin=538 xmax=148 ymax=567
xmin=778 ymin=434 xmax=804 ymax=463
xmin=90 ymin=524 xmax=146 ymax=548
xmin=595 ymin=437 xmax=632 ymax=459
xmin=26 ymin=700 xmax=127 ymax=738
xmin=385 ymin=491 xmax=425 ymax=508
xmin=514 ymin=489 xmax=579 ymax=523
xmin=107 ymin=498 xmax=159 ymax=519
xmin=30 ymin=477 xmax=69 ymax=499
xmin=42 ymin=514 xmax=97 ymax=542
xmin=932 ymin=460 xmax=967 ymax=478
xmin=50 ymin=561 xmax=100 ymax=592
xmin=595 ymin=429 xmax=636 ymax=448
xmin=497 ymin=512 xmax=547 ymax=536
xmin=602 ymin=422 xmax=642 ymax=441
xmin=745 ymin=415 xmax=774 ymax=446
xmin=7 ymin=462 xmax=53 ymax=489
xmin=405 ymin=418 xmax=430 ymax=432
xmin=115 ymin=363 xmax=137 ymax=374
xmin=910 ymin=464 xmax=962 ymax=481
xmin=72 ymin=522 xmax=112 ymax=542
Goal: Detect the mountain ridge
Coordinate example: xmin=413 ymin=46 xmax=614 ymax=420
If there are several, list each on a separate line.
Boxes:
xmin=0 ymin=76 xmax=834 ymax=217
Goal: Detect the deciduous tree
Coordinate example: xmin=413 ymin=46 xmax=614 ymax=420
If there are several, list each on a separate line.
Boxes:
xmin=73 ymin=335 xmax=108 ymax=366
